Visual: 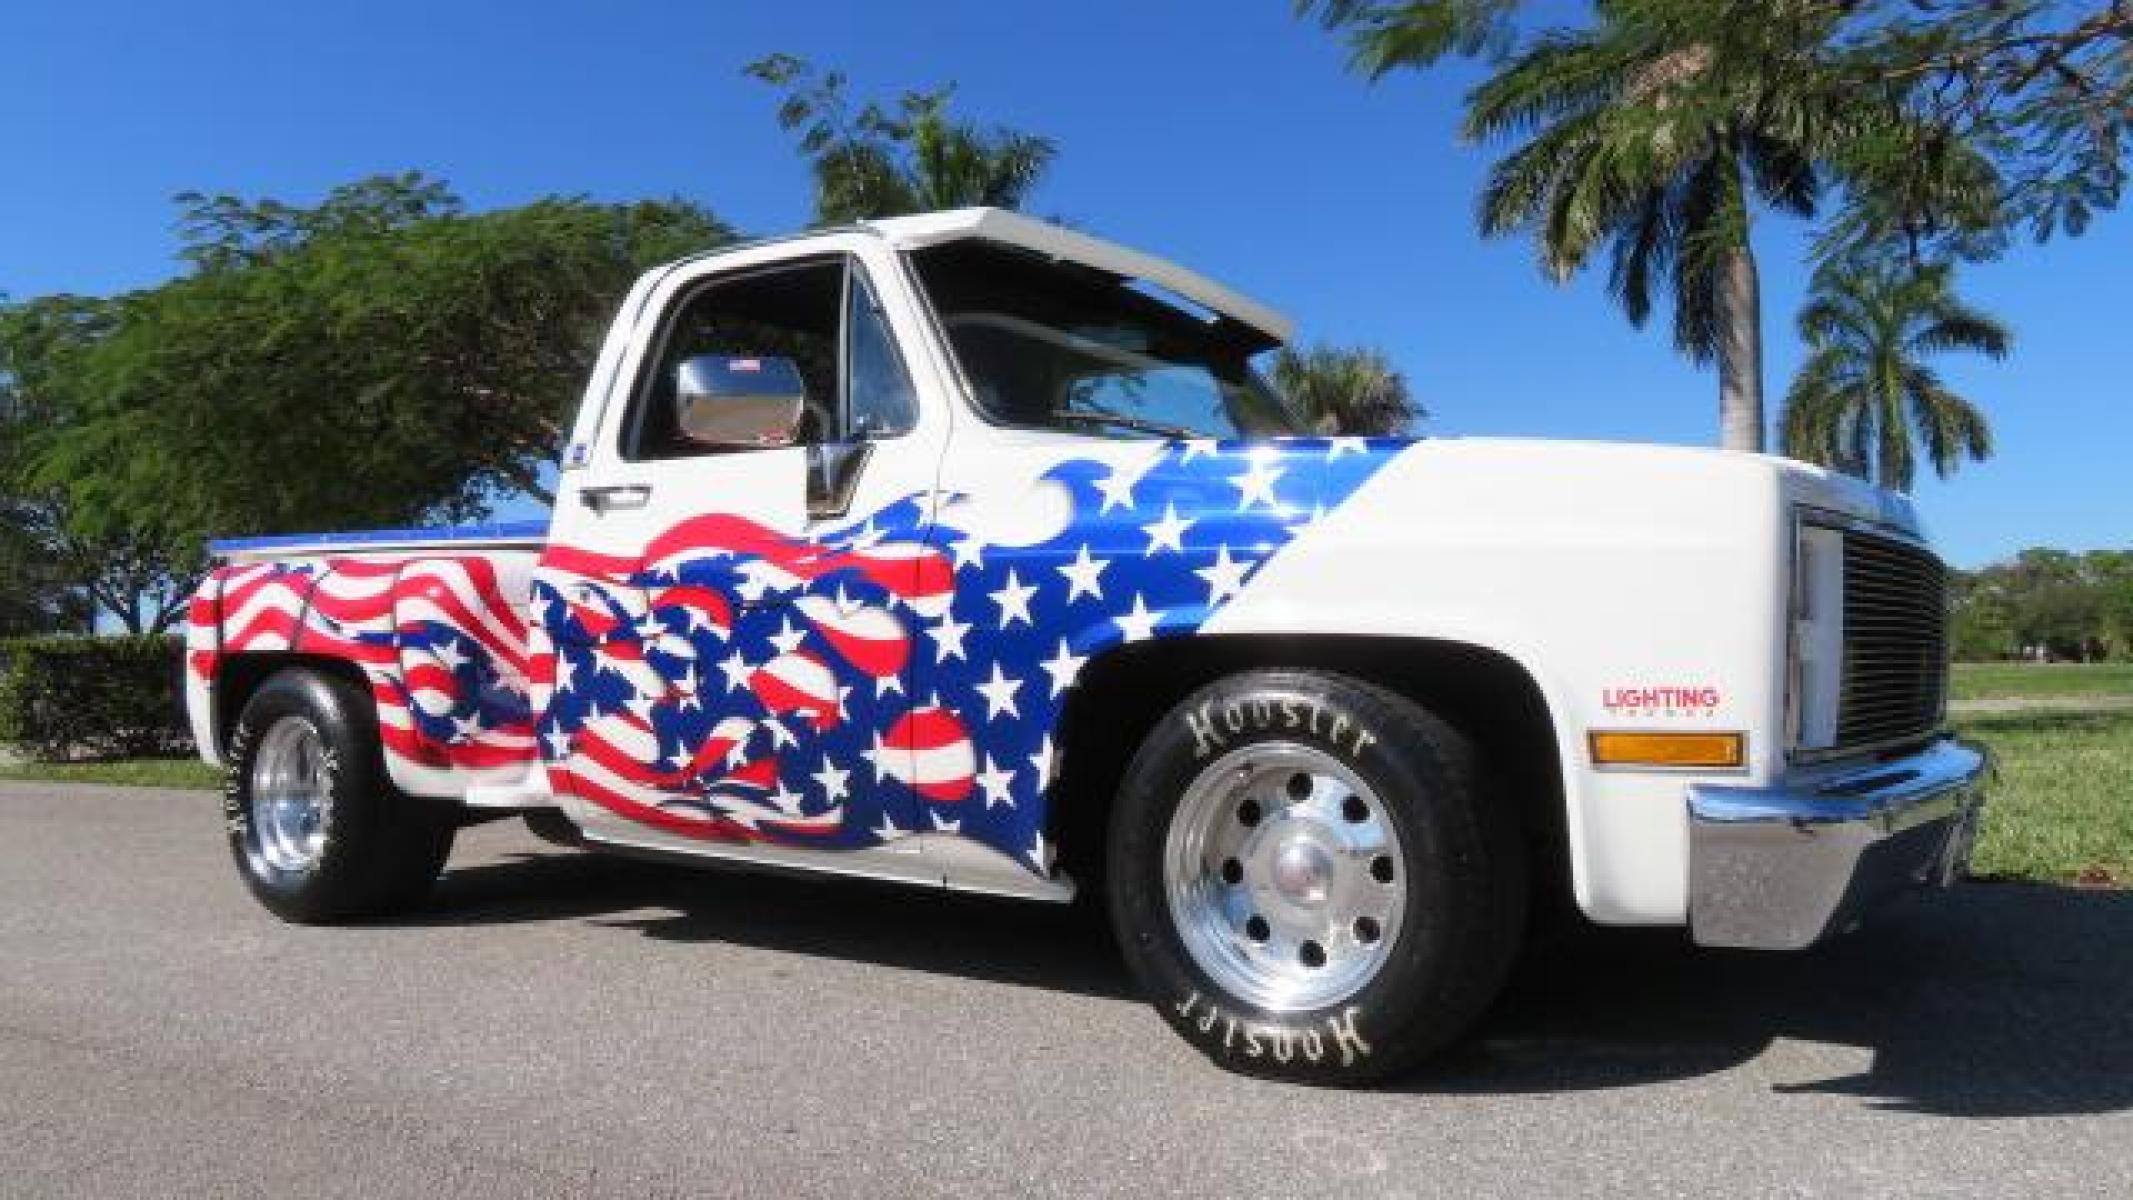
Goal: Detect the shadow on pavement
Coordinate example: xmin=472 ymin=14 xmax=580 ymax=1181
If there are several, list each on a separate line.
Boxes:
xmin=410 ymin=843 xmax=2132 ymax=1117
xmin=411 ymin=846 xmax=1134 ymax=1001
xmin=1417 ymin=882 xmax=2133 ymax=1118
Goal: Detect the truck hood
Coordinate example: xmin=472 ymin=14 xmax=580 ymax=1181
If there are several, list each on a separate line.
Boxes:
xmin=1307 ymin=436 xmax=1927 ymax=546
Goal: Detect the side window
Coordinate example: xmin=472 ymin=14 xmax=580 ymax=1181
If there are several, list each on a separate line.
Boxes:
xmin=625 ymin=258 xmax=845 ymax=461
xmin=846 ymin=272 xmax=918 ymax=439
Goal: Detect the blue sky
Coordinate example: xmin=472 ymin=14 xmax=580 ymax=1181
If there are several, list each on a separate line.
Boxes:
xmin=5 ymin=0 xmax=2126 ymax=568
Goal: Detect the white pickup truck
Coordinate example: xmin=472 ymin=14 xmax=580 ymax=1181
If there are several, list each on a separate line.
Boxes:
xmin=185 ymin=208 xmax=1984 ymax=1082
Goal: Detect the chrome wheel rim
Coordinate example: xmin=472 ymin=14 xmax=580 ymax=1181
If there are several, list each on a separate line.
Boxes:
xmin=250 ymin=717 xmax=330 ymax=875
xmin=1163 ymin=742 xmax=1407 ymax=1012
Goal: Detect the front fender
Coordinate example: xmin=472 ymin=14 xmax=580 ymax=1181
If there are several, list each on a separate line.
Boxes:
xmin=1207 ymin=439 xmax=1797 ymax=926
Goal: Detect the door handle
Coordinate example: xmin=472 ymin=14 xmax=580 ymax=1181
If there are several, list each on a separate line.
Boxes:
xmin=579 ymin=484 xmax=652 ymax=512
xmin=808 ymin=442 xmax=875 ymax=520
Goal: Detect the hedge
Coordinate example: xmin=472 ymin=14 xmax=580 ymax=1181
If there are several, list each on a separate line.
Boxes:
xmin=0 ymin=635 xmax=194 ymax=762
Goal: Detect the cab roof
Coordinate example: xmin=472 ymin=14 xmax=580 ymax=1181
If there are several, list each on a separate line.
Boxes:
xmin=862 ymin=208 xmax=1294 ymax=345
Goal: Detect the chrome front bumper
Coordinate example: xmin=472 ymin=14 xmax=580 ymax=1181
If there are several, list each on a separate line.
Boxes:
xmin=1686 ymin=738 xmax=1986 ymax=950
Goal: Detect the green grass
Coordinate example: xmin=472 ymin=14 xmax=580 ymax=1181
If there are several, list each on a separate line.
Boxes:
xmin=0 ymin=757 xmax=221 ymax=790
xmin=1958 ymin=707 xmax=2133 ymax=886
xmin=1952 ymin=661 xmax=2133 ymax=703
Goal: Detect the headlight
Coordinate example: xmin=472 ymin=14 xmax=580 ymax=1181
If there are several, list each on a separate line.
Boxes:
xmin=1791 ymin=517 xmax=1845 ymax=753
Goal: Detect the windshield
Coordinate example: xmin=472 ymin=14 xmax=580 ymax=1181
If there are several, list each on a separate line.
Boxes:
xmin=908 ymin=240 xmax=1301 ymax=440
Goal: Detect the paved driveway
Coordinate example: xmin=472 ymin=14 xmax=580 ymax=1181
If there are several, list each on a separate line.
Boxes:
xmin=2 ymin=780 xmax=2128 ymax=1197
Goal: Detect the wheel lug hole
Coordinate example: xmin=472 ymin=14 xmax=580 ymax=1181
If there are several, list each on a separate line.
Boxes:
xmin=1285 ymin=772 xmax=1313 ymax=800
xmin=1353 ymin=916 xmax=1381 ymax=944
xmin=1236 ymin=798 xmax=1262 ymax=828
xmin=1220 ymin=858 xmax=1244 ymax=885
xmin=1245 ymin=915 xmax=1270 ymax=943
xmin=1370 ymin=855 xmax=1395 ymax=884
xmin=1299 ymin=940 xmax=1326 ymax=968
xmin=1341 ymin=795 xmax=1369 ymax=823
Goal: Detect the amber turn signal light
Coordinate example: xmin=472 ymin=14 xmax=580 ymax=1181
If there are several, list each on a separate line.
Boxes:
xmin=1588 ymin=730 xmax=1745 ymax=769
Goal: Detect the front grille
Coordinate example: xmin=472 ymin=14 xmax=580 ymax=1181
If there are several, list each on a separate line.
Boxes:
xmin=1836 ymin=530 xmax=1949 ymax=750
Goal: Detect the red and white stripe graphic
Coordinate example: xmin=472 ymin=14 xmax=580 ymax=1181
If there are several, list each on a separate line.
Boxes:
xmin=540 ymin=512 xmax=954 ymax=618
xmin=200 ymin=553 xmax=540 ymax=788
xmin=749 ymin=650 xmax=841 ymax=731
xmin=185 ymin=573 xmax=224 ymax=681
xmin=218 ymin=562 xmax=312 ymax=653
xmin=883 ymin=705 xmax=975 ymax=804
xmin=793 ymin=595 xmax=910 ymax=678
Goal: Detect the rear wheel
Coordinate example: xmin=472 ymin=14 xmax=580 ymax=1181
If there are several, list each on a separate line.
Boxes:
xmin=1107 ymin=670 xmax=1525 ymax=1084
xmin=225 ymin=668 xmax=455 ymax=923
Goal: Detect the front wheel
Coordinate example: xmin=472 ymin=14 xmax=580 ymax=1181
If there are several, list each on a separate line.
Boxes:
xmin=1107 ymin=670 xmax=1525 ymax=1084
xmin=225 ymin=668 xmax=455 ymax=923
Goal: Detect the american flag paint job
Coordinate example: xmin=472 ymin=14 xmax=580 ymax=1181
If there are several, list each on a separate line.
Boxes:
xmin=189 ymin=554 xmax=541 ymax=791
xmin=529 ymin=437 xmax=1398 ymax=875
xmin=194 ymin=437 xmax=1399 ymax=880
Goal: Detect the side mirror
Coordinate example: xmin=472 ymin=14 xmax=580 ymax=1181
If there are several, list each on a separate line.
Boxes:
xmin=674 ymin=354 xmax=806 ymax=449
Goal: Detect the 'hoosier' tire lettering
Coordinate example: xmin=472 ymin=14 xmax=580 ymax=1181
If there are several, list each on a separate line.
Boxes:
xmin=1108 ymin=669 xmax=1527 ymax=1084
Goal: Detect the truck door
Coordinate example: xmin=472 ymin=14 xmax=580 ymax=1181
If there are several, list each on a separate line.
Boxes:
xmin=537 ymin=241 xmax=953 ymax=868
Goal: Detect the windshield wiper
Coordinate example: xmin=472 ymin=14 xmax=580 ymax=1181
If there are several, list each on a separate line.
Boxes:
xmin=1047 ymin=409 xmax=1202 ymax=440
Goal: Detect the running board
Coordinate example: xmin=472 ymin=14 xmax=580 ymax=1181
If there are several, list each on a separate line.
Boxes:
xmin=580 ymin=829 xmax=1076 ymax=904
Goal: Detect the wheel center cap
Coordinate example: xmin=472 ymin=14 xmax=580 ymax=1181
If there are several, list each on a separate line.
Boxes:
xmin=1269 ymin=839 xmax=1334 ymax=906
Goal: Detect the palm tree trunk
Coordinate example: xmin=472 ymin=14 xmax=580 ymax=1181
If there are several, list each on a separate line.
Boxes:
xmin=1717 ymin=240 xmax=1765 ymax=453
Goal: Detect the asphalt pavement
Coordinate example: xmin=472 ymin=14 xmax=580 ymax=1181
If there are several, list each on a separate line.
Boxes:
xmin=2 ymin=779 xmax=2129 ymax=1198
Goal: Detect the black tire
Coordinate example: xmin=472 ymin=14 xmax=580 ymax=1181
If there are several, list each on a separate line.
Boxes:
xmin=1107 ymin=670 xmax=1526 ymax=1084
xmin=224 ymin=668 xmax=455 ymax=923
xmin=522 ymin=808 xmax=583 ymax=847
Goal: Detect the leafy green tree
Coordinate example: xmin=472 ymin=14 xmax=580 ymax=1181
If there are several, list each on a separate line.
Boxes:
xmin=173 ymin=171 xmax=465 ymax=273
xmin=2 ymin=294 xmax=188 ymax=633
xmin=1780 ymin=257 xmax=2009 ymax=491
xmin=2017 ymin=579 xmax=2104 ymax=660
xmin=2103 ymin=575 xmax=2133 ymax=659
xmin=27 ymin=176 xmax=733 ymax=552
xmin=748 ymin=54 xmax=1056 ymax=224
xmin=1843 ymin=3 xmax=2133 ymax=255
xmin=1271 ymin=344 xmax=1422 ymax=435
xmin=1999 ymin=548 xmax=2100 ymax=659
xmin=1948 ymin=573 xmax=2014 ymax=661
xmin=0 ymin=504 xmax=91 ymax=635
xmin=1951 ymin=547 xmax=2133 ymax=661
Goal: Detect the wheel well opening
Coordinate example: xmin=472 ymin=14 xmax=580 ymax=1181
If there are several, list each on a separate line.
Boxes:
xmin=213 ymin=653 xmax=372 ymax=755
xmin=1050 ymin=637 xmax=1567 ymax=901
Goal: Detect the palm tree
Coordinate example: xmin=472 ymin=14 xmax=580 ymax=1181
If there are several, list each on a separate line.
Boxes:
xmin=1315 ymin=1 xmax=1899 ymax=453
xmin=1271 ymin=344 xmax=1421 ymax=435
xmin=1780 ymin=258 xmax=2009 ymax=491
xmin=748 ymin=55 xmax=1056 ymax=224
xmin=1466 ymin=3 xmax=1891 ymax=453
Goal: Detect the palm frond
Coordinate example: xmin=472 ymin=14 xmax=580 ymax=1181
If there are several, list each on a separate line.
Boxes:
xmin=1271 ymin=343 xmax=1421 ymax=436
xmin=1781 ymin=348 xmax=1869 ymax=477
xmin=1741 ymin=131 xmax=1819 ymax=218
xmin=754 ymin=59 xmax=1057 ymax=222
xmin=1301 ymin=0 xmax=1522 ymax=76
xmin=1903 ymin=363 xmax=1994 ymax=480
xmin=1909 ymin=303 xmax=2012 ymax=360
xmin=1475 ymin=115 xmax=1601 ymax=237
xmin=1463 ymin=32 xmax=1621 ymax=143
xmin=1668 ymin=150 xmax=1735 ymax=363
xmin=1607 ymin=186 xmax=1675 ymax=327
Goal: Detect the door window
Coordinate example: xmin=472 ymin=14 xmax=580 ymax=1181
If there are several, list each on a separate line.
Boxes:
xmin=625 ymin=259 xmax=844 ymax=461
xmin=623 ymin=256 xmax=917 ymax=461
xmin=846 ymin=271 xmax=918 ymax=439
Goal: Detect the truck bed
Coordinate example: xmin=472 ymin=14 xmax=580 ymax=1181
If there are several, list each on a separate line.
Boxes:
xmin=187 ymin=523 xmax=550 ymax=800
xmin=206 ymin=519 xmax=551 ymax=561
